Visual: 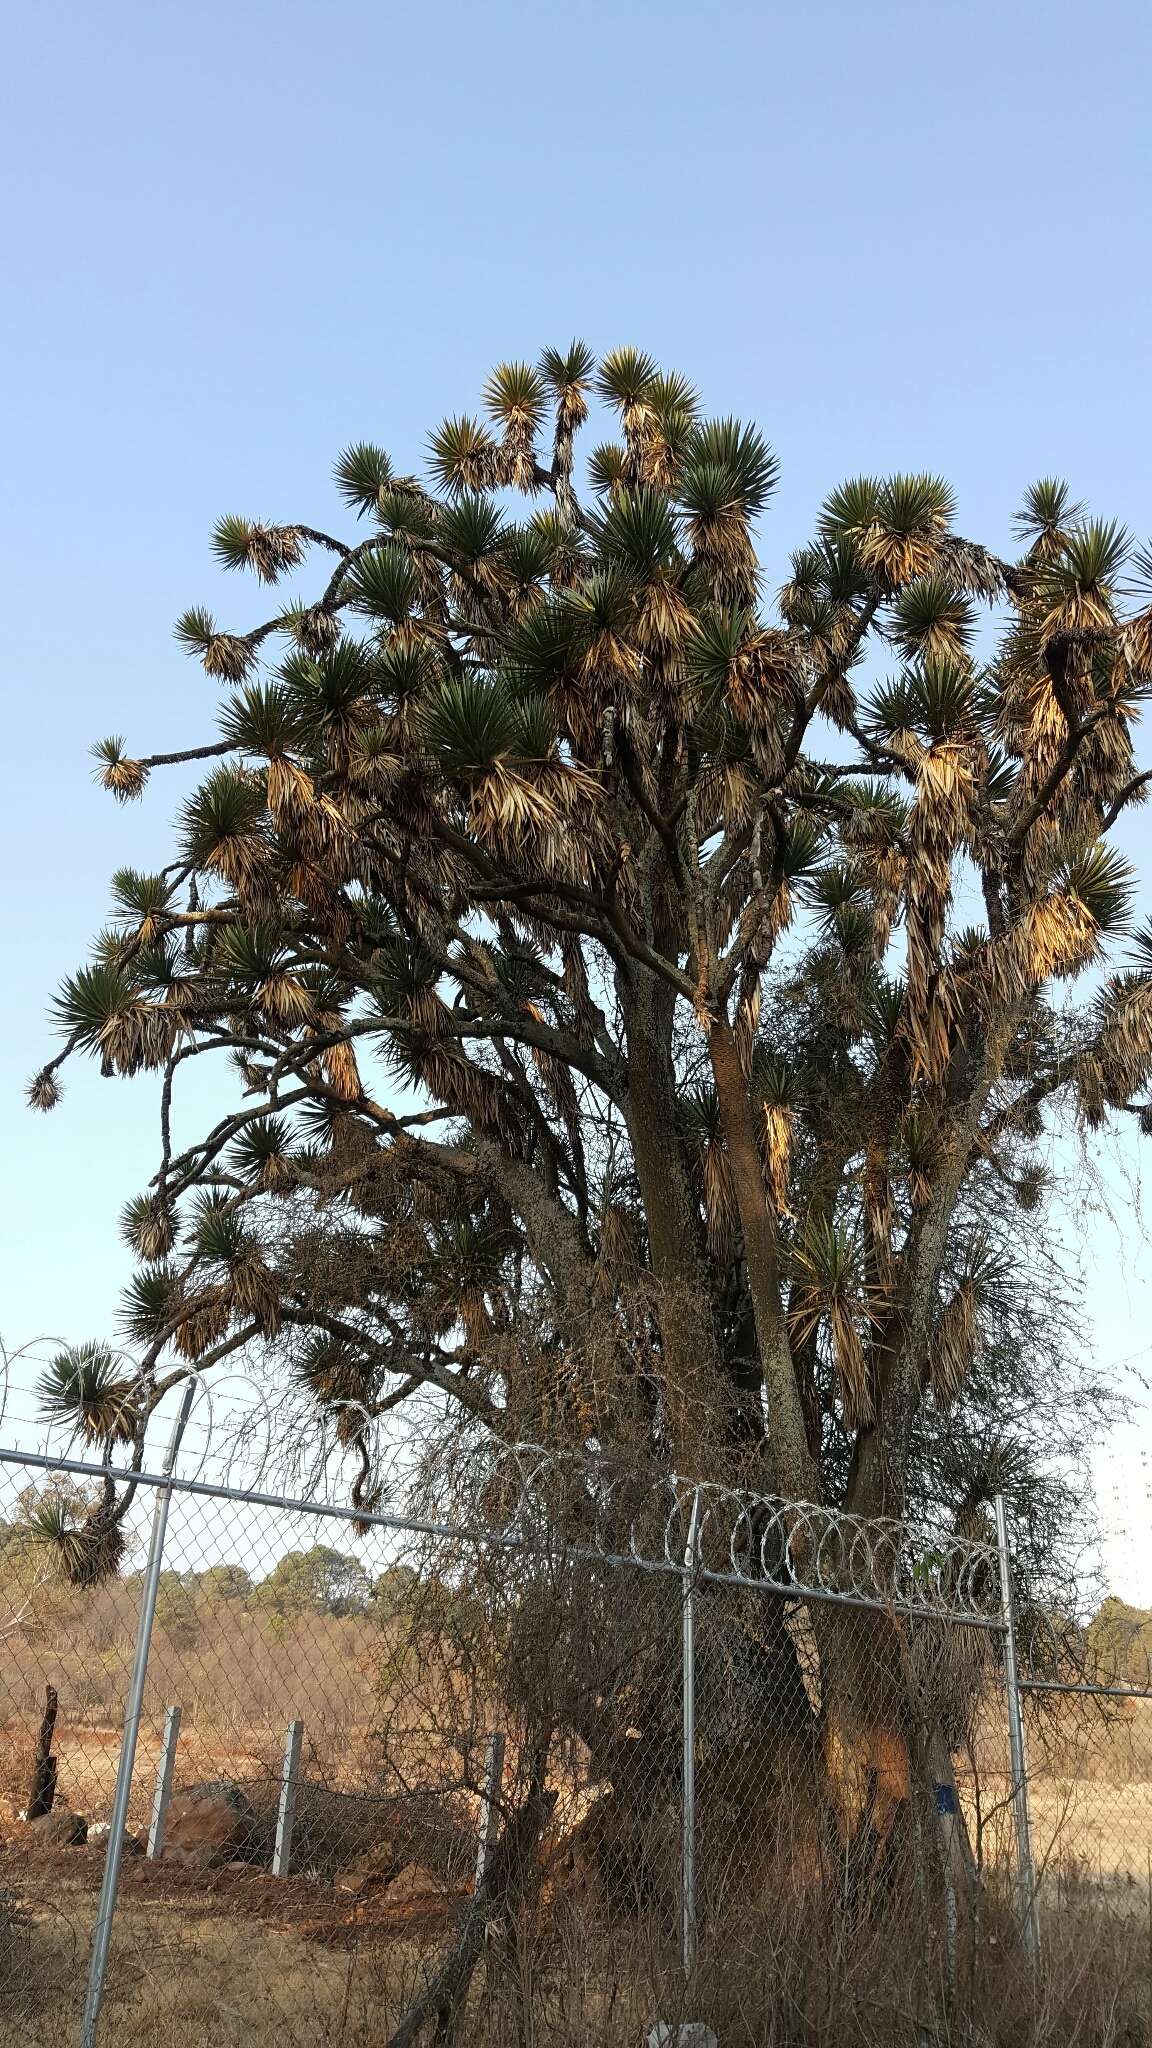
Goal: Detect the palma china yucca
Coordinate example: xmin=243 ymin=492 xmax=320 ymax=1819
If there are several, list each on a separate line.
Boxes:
xmin=29 ymin=343 xmax=1152 ymax=1860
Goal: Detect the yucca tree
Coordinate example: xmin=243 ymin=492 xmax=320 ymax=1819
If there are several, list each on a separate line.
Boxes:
xmin=29 ymin=345 xmax=1151 ymax=1869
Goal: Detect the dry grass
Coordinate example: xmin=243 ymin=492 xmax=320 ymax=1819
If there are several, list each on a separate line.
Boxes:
xmin=0 ymin=1856 xmax=1150 ymax=2047
xmin=4 ymin=1545 xmax=1152 ymax=2040
xmin=0 ymin=1850 xmax=465 ymax=2048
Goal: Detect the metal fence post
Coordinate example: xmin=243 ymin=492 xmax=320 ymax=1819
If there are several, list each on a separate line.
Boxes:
xmin=272 ymin=1719 xmax=304 ymax=1877
xmin=474 ymin=1730 xmax=506 ymax=1889
xmin=994 ymin=1492 xmax=1041 ymax=1964
xmin=80 ymin=1379 xmax=198 ymax=2048
xmin=146 ymin=1704 xmax=182 ymax=1859
xmin=681 ymin=1487 xmax=702 ymax=1978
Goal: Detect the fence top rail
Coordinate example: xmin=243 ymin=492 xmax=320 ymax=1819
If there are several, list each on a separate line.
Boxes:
xmin=1018 ymin=1605 xmax=1152 ymax=1696
xmin=1019 ymin=1675 xmax=1152 ymax=1702
xmin=0 ymin=1435 xmax=1004 ymax=1624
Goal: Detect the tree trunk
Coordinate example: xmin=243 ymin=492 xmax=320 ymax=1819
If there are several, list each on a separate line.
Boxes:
xmin=815 ymin=1604 xmax=916 ymax=1915
xmin=384 ymin=1772 xmax=557 ymax=2048
xmin=848 ymin=1001 xmax=1025 ymax=1521
xmin=27 ymin=1685 xmax=59 ymax=1820
xmin=621 ymin=977 xmax=731 ymax=1466
xmin=708 ymin=1016 xmax=818 ymax=1501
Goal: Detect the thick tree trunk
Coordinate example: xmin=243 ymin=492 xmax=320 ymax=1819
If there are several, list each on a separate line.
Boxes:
xmin=848 ymin=1001 xmax=1026 ymax=1521
xmin=708 ymin=1016 xmax=818 ymax=1501
xmin=621 ymin=977 xmax=732 ymax=1466
xmin=815 ymin=1604 xmax=917 ymax=1915
xmin=27 ymin=1685 xmax=59 ymax=1821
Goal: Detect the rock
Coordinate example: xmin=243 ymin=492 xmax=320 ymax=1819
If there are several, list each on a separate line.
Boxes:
xmin=647 ymin=2028 xmax=717 ymax=2048
xmin=335 ymin=1840 xmax=408 ymax=1896
xmin=25 ymin=1810 xmax=87 ymax=1847
xmin=87 ymin=1822 xmax=144 ymax=1857
xmin=161 ymin=1782 xmax=256 ymax=1870
xmin=545 ymin=1790 xmax=674 ymax=1914
xmin=263 ymin=1784 xmax=412 ymax=1880
xmin=382 ymin=1862 xmax=442 ymax=1904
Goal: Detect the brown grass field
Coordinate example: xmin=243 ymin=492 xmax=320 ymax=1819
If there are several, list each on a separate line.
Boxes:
xmin=3 ymin=1563 xmax=1152 ymax=2041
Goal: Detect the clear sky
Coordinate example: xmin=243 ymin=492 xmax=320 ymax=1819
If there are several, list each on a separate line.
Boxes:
xmin=1 ymin=0 xmax=1150 ymax=1577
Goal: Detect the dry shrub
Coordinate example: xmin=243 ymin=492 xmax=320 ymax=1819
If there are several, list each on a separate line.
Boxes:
xmin=0 ymin=1890 xmax=28 ymax=1995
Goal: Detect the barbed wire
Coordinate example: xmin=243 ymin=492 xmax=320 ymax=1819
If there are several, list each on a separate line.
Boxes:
xmin=0 ymin=1388 xmax=1003 ymax=1623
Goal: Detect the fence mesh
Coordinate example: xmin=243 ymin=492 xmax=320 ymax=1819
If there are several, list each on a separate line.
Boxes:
xmin=0 ymin=1443 xmax=1150 ymax=2047
xmin=1017 ymin=1606 xmax=1152 ymax=1931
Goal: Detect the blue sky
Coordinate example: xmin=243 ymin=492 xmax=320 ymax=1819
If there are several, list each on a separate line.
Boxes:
xmin=2 ymin=0 xmax=1150 ymax=1562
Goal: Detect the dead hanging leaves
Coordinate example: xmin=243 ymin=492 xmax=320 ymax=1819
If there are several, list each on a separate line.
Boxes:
xmin=904 ymin=739 xmax=978 ymax=1086
xmin=1016 ymin=891 xmax=1100 ymax=981
xmin=928 ymin=1239 xmax=999 ymax=1411
xmin=929 ymin=1280 xmax=980 ymax=1410
xmin=681 ymin=1086 xmax=739 ymax=1264
xmin=788 ymin=1218 xmax=881 ymax=1430
xmin=1076 ymin=973 xmax=1152 ymax=1123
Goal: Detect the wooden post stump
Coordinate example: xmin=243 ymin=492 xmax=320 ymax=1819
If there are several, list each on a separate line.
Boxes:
xmin=27 ymin=1686 xmax=59 ymax=1820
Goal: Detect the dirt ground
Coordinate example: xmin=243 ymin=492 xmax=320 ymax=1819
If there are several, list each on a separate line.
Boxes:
xmin=4 ymin=1702 xmax=1152 ymax=2046
xmin=0 ymin=1846 xmax=464 ymax=2048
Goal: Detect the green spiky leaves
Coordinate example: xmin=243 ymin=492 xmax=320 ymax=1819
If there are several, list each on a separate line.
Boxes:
xmin=180 ymin=770 xmax=268 ymax=893
xmin=211 ymin=517 xmax=304 ymax=583
xmin=929 ymin=1236 xmax=1003 ymax=1410
xmin=788 ymin=1217 xmax=878 ymax=1429
xmin=37 ymin=1342 xmax=137 ymax=1445
xmin=1017 ymin=839 xmax=1135 ymax=982
xmin=1012 ymin=478 xmax=1084 ymax=550
xmin=118 ymin=1266 xmax=182 ymax=1345
xmin=428 ymin=416 xmax=498 ymax=494
xmin=282 ymin=639 xmax=378 ymax=735
xmin=649 ymin=372 xmax=701 ymax=429
xmin=435 ymin=492 xmax=507 ymax=574
xmin=185 ymin=1193 xmax=280 ymax=1334
xmin=22 ymin=1492 xmax=126 ymax=1587
xmin=214 ymin=923 xmax=313 ymax=1023
xmin=683 ymin=419 xmax=778 ymax=520
xmin=592 ymin=487 xmax=680 ymax=575
xmin=228 ymin=1114 xmax=297 ymax=1190
xmin=50 ymin=964 xmax=174 ymax=1074
xmin=866 ymin=974 xmax=906 ymax=1048
xmin=778 ymin=816 xmax=828 ymax=882
xmin=819 ymin=477 xmax=883 ymax=540
xmin=334 ymin=443 xmax=393 ymax=517
xmin=110 ymin=869 xmax=177 ymax=926
xmin=218 ymin=682 xmax=303 ymax=760
xmin=188 ymin=1187 xmax=241 ymax=1261
xmin=344 ymin=544 xmax=418 ymax=624
xmin=1126 ymin=920 xmax=1152 ymax=975
xmin=293 ymin=1332 xmax=375 ymax=1416
xmin=596 ymin=347 xmax=659 ymax=411
xmin=1039 ymin=519 xmax=1131 ymax=632
xmin=1052 ymin=840 xmax=1133 ymax=936
xmin=92 ymin=736 xmax=148 ymax=802
xmin=539 ymin=340 xmax=596 ymax=394
xmin=889 ymin=577 xmax=977 ymax=661
xmin=174 ymin=608 xmax=254 ymax=682
xmin=483 ymin=362 xmax=547 ymax=434
xmin=684 ymin=606 xmax=756 ymax=703
xmin=821 ymin=474 xmax=955 ymax=586
xmin=422 ymin=675 xmax=553 ymax=778
xmin=500 ymin=522 xmax=555 ymax=602
xmin=423 ymin=675 xmax=517 ymax=774
xmin=867 ymin=657 xmax=976 ymax=745
xmin=588 ymin=443 xmax=627 ymax=495
xmin=120 ymin=1194 xmax=175 ymax=1260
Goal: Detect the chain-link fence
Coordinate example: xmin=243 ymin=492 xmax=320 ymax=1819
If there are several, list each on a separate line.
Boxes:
xmin=1 ymin=1432 xmax=1150 ymax=2047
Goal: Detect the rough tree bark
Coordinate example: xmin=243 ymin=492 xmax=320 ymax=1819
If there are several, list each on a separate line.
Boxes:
xmin=27 ymin=1685 xmax=59 ymax=1821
